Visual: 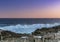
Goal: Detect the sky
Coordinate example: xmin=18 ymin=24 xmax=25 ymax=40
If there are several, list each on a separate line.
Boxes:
xmin=0 ymin=0 xmax=60 ymax=18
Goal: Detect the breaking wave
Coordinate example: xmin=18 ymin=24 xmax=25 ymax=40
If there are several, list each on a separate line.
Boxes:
xmin=0 ymin=23 xmax=60 ymax=33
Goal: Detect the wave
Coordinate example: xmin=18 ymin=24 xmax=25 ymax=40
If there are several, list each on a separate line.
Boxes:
xmin=0 ymin=23 xmax=60 ymax=33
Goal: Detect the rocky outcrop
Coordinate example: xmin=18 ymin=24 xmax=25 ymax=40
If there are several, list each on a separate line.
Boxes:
xmin=32 ymin=25 xmax=60 ymax=35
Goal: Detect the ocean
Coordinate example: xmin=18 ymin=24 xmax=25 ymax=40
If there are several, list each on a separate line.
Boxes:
xmin=0 ymin=18 xmax=60 ymax=33
xmin=0 ymin=18 xmax=60 ymax=24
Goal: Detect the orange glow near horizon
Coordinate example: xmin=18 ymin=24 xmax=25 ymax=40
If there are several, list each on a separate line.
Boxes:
xmin=0 ymin=1 xmax=60 ymax=18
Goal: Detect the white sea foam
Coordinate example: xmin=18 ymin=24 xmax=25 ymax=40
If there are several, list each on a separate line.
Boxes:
xmin=0 ymin=23 xmax=60 ymax=33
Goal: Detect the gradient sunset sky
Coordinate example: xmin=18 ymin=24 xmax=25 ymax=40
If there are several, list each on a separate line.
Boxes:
xmin=0 ymin=0 xmax=60 ymax=18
